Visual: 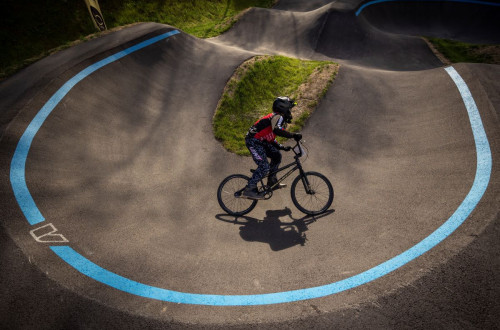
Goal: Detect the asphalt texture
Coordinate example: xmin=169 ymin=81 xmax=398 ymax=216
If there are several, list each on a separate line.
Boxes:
xmin=1 ymin=0 xmax=499 ymax=328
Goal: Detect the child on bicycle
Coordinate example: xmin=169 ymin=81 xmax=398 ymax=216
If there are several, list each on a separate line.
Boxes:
xmin=242 ymin=96 xmax=302 ymax=199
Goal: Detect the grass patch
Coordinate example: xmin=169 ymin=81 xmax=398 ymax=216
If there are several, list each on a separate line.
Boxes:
xmin=213 ymin=55 xmax=339 ymax=155
xmin=1 ymin=0 xmax=277 ymax=79
xmin=104 ymin=0 xmax=276 ymax=38
xmin=426 ymin=37 xmax=500 ymax=64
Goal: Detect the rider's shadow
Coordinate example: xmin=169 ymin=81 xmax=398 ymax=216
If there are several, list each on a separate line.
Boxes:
xmin=216 ymin=208 xmax=334 ymax=251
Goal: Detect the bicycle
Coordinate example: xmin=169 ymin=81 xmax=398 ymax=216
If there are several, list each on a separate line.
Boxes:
xmin=217 ymin=140 xmax=334 ymax=216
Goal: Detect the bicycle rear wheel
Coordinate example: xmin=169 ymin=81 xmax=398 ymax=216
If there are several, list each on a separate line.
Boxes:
xmin=291 ymin=171 xmax=333 ymax=215
xmin=217 ymin=174 xmax=257 ymax=216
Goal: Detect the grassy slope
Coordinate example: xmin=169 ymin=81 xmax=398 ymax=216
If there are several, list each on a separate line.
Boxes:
xmin=427 ymin=37 xmax=499 ymax=64
xmin=0 ymin=0 xmax=275 ymax=79
xmin=213 ymin=56 xmax=337 ymax=155
xmin=104 ymin=0 xmax=275 ymax=37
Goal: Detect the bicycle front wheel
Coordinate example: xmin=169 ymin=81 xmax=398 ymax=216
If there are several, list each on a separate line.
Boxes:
xmin=291 ymin=171 xmax=333 ymax=215
xmin=217 ymin=174 xmax=257 ymax=216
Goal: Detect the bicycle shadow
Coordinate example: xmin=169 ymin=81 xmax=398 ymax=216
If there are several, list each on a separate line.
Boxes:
xmin=215 ymin=208 xmax=335 ymax=251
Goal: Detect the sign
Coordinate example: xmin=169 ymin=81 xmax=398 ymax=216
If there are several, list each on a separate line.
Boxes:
xmin=84 ymin=0 xmax=107 ymax=31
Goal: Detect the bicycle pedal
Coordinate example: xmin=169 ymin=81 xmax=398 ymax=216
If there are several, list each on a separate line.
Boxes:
xmin=240 ymin=190 xmax=265 ymax=200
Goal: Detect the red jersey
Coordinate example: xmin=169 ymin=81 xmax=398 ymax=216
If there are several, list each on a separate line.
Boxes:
xmin=248 ymin=113 xmax=288 ymax=143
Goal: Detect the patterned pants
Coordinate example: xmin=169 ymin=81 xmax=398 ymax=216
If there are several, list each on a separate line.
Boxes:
xmin=246 ymin=137 xmax=282 ymax=186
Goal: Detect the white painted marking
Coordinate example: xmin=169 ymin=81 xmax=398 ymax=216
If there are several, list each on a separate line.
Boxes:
xmin=30 ymin=223 xmax=69 ymax=243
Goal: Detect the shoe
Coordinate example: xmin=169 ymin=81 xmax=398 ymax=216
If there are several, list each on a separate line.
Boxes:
xmin=241 ymin=186 xmax=265 ymax=200
xmin=267 ymin=178 xmax=287 ymax=190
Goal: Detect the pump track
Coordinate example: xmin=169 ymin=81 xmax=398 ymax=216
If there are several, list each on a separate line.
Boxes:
xmin=0 ymin=0 xmax=499 ymax=328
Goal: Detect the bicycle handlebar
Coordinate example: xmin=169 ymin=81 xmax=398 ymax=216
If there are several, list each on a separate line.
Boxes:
xmin=291 ymin=139 xmax=304 ymax=158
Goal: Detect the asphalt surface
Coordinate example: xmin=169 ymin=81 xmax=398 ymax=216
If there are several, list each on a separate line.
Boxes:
xmin=1 ymin=0 xmax=499 ymax=328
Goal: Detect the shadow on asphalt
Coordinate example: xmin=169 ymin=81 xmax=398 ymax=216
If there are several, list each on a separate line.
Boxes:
xmin=215 ymin=208 xmax=335 ymax=251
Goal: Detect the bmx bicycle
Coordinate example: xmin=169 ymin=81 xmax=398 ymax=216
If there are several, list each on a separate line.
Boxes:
xmin=217 ymin=140 xmax=334 ymax=216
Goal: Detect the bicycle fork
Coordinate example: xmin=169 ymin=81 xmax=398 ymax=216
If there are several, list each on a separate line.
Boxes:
xmin=297 ymin=162 xmax=314 ymax=195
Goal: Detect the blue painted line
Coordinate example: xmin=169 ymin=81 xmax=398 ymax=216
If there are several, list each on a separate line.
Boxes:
xmin=356 ymin=0 xmax=500 ymax=16
xmin=9 ymin=29 xmax=180 ymax=225
xmin=11 ymin=29 xmax=490 ymax=304
xmin=48 ymin=66 xmax=492 ymax=306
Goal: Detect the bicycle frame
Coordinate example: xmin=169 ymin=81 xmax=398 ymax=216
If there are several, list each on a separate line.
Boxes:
xmin=257 ymin=141 xmax=311 ymax=194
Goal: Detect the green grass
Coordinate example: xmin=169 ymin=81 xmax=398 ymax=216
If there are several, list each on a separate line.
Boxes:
xmin=104 ymin=0 xmax=276 ymax=37
xmin=0 ymin=0 xmax=276 ymax=79
xmin=427 ymin=37 xmax=498 ymax=64
xmin=213 ymin=56 xmax=337 ymax=155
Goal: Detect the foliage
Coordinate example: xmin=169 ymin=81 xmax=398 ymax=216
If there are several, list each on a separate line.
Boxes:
xmin=0 ymin=0 xmax=276 ymax=79
xmin=427 ymin=37 xmax=498 ymax=64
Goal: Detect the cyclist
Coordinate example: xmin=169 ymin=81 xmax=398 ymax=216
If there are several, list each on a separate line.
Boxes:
xmin=242 ymin=96 xmax=302 ymax=199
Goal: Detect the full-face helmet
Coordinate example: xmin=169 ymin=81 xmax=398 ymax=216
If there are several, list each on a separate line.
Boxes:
xmin=272 ymin=96 xmax=296 ymax=123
